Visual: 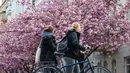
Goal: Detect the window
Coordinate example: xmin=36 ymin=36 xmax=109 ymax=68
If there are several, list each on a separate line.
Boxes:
xmin=32 ymin=0 xmax=36 ymax=5
xmin=112 ymin=59 xmax=116 ymax=73
xmin=97 ymin=62 xmax=101 ymax=66
xmin=125 ymin=57 xmax=130 ymax=73
xmin=103 ymin=61 xmax=108 ymax=73
xmin=104 ymin=61 xmax=108 ymax=68
xmin=126 ymin=9 xmax=130 ymax=21
xmin=0 ymin=11 xmax=7 ymax=22
xmin=97 ymin=61 xmax=102 ymax=73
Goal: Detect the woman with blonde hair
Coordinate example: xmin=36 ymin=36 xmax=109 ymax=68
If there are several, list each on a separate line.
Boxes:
xmin=62 ymin=22 xmax=85 ymax=73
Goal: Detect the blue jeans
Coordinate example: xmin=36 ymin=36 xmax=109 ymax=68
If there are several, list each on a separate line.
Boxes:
xmin=62 ymin=57 xmax=80 ymax=73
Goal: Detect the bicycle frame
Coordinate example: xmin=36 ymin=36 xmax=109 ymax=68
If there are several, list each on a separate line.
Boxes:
xmin=56 ymin=58 xmax=95 ymax=73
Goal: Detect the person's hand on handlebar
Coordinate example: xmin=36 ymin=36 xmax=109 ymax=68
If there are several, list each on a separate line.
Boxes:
xmin=80 ymin=50 xmax=85 ymax=54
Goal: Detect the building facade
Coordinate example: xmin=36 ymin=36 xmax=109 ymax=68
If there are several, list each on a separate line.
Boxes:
xmin=94 ymin=0 xmax=130 ymax=73
xmin=95 ymin=46 xmax=130 ymax=73
xmin=0 ymin=0 xmax=36 ymax=23
xmin=117 ymin=0 xmax=130 ymax=21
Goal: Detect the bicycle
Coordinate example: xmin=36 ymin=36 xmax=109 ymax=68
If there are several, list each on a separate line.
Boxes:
xmin=32 ymin=61 xmax=57 ymax=73
xmin=33 ymin=45 xmax=111 ymax=73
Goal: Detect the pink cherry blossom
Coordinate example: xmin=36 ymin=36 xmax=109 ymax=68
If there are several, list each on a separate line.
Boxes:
xmin=0 ymin=0 xmax=130 ymax=72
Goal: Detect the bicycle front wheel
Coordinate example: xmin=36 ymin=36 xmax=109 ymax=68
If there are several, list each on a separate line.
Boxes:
xmin=85 ymin=66 xmax=111 ymax=73
xmin=33 ymin=66 xmax=62 ymax=73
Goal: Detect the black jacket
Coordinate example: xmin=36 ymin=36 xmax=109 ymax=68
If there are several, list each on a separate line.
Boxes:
xmin=39 ymin=31 xmax=56 ymax=62
xmin=64 ymin=29 xmax=85 ymax=59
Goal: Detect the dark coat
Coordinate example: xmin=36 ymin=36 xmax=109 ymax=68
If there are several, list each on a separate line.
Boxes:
xmin=64 ymin=29 xmax=85 ymax=59
xmin=39 ymin=31 xmax=56 ymax=62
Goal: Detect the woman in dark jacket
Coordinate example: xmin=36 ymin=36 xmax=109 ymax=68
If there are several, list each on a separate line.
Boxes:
xmin=39 ymin=25 xmax=57 ymax=65
xmin=63 ymin=22 xmax=85 ymax=73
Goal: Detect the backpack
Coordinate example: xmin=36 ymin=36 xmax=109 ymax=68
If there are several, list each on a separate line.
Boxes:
xmin=56 ymin=35 xmax=68 ymax=53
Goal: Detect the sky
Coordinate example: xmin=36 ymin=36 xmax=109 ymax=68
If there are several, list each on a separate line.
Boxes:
xmin=0 ymin=0 xmax=2 ymax=6
xmin=0 ymin=0 xmax=5 ymax=7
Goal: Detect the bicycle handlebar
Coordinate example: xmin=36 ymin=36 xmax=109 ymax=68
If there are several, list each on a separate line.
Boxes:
xmin=85 ymin=45 xmax=100 ymax=57
xmin=54 ymin=45 xmax=100 ymax=59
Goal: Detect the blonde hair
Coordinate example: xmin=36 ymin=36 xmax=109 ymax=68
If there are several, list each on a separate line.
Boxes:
xmin=72 ymin=22 xmax=81 ymax=30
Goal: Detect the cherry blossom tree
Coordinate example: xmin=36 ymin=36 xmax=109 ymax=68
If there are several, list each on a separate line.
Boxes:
xmin=0 ymin=0 xmax=130 ymax=72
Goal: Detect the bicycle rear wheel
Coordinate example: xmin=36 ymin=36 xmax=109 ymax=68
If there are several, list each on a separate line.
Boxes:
xmin=85 ymin=66 xmax=111 ymax=73
xmin=33 ymin=66 xmax=62 ymax=73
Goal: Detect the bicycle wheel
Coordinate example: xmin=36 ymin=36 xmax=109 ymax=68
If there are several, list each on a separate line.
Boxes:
xmin=33 ymin=66 xmax=62 ymax=73
xmin=85 ymin=66 xmax=111 ymax=73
